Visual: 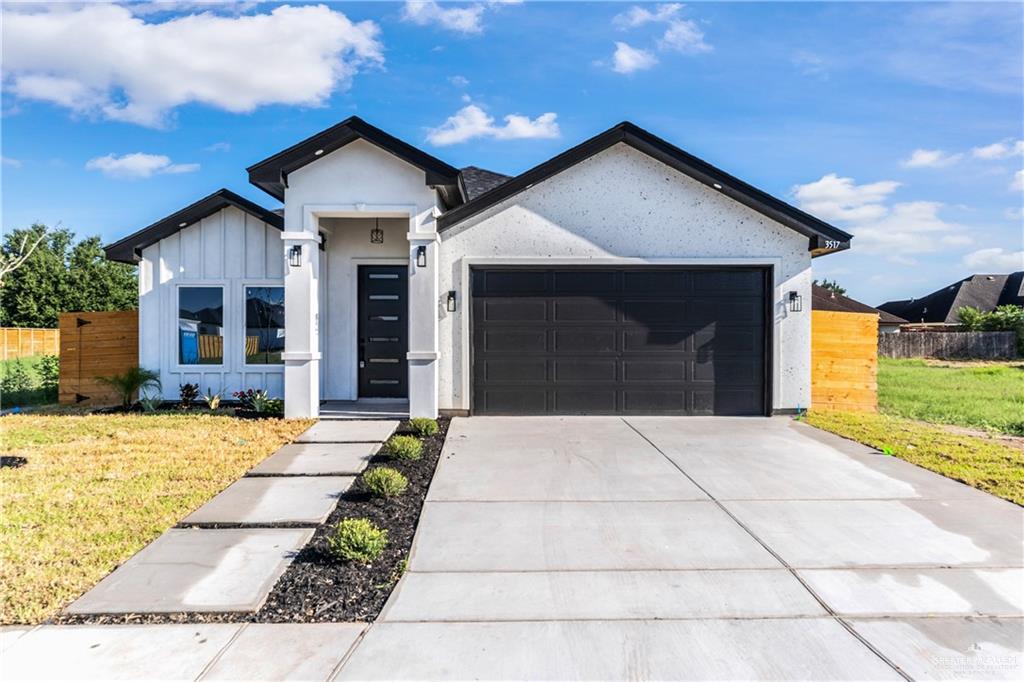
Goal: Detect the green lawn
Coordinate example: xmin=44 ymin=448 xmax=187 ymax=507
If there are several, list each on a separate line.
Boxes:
xmin=0 ymin=356 xmax=58 ymax=408
xmin=878 ymin=358 xmax=1024 ymax=436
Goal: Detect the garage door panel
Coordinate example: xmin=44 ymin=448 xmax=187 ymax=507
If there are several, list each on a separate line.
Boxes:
xmin=471 ymin=267 xmax=767 ymax=416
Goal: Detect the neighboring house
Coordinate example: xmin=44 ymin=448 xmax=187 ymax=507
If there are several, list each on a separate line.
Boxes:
xmin=811 ymin=285 xmax=907 ymax=333
xmin=878 ymin=272 xmax=1024 ymax=324
xmin=104 ymin=117 xmax=852 ymax=418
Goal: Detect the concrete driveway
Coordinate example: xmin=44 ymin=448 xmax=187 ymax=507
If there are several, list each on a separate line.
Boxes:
xmin=339 ymin=416 xmax=1024 ymax=681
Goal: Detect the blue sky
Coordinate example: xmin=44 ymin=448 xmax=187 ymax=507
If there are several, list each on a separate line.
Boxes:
xmin=2 ymin=1 xmax=1022 ymax=305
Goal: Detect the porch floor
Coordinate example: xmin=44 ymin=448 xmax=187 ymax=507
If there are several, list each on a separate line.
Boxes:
xmin=320 ymin=399 xmax=409 ymax=420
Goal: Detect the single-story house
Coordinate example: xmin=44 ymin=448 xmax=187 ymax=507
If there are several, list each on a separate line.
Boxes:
xmin=104 ymin=118 xmax=852 ymax=418
xmin=878 ymin=271 xmax=1024 ymax=325
xmin=812 ymin=285 xmax=907 ymax=333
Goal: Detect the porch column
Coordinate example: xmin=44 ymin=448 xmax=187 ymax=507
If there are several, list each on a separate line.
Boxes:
xmin=281 ymin=231 xmax=321 ymax=419
xmin=407 ymin=227 xmax=439 ymax=419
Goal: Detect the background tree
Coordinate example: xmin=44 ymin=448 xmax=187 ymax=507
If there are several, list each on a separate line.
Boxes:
xmin=813 ymin=278 xmax=847 ymax=296
xmin=1 ymin=224 xmax=137 ymax=328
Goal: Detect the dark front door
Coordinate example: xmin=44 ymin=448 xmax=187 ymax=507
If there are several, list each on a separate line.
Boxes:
xmin=358 ymin=265 xmax=409 ymax=398
xmin=471 ymin=267 xmax=769 ymax=416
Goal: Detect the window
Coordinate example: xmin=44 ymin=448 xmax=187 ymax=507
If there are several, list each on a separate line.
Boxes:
xmin=245 ymin=286 xmax=285 ymax=364
xmin=179 ymin=287 xmax=223 ymax=365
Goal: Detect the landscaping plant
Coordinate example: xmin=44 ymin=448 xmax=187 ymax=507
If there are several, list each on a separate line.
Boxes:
xmin=138 ymin=394 xmax=162 ymax=412
xmin=96 ymin=367 xmax=161 ymax=411
xmin=233 ymin=388 xmax=283 ymax=414
xmin=202 ymin=387 xmax=223 ymax=410
xmin=409 ymin=417 xmax=439 ymax=437
xmin=362 ymin=467 xmax=409 ymax=498
xmin=37 ymin=355 xmax=59 ymax=392
xmin=386 ymin=434 xmax=423 ymax=461
xmin=958 ymin=304 xmax=1024 ymax=354
xmin=178 ymin=382 xmax=200 ymax=409
xmin=327 ymin=517 xmax=388 ymax=563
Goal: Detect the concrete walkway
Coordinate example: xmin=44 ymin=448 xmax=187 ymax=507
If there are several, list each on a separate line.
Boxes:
xmin=344 ymin=416 xmax=1023 ymax=681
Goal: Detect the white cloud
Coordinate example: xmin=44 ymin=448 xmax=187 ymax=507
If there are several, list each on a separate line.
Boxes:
xmin=610 ymin=3 xmax=710 ymax=64
xmin=613 ymin=3 xmax=683 ymax=28
xmin=85 ymin=153 xmax=199 ymax=178
xmin=426 ymin=104 xmax=559 ymax=146
xmin=792 ymin=50 xmax=828 ymax=79
xmin=658 ymin=18 xmax=711 ymax=54
xmin=791 ymin=173 xmax=901 ymax=223
xmin=401 ymin=1 xmax=486 ymax=34
xmin=1 ymin=156 xmax=22 ymax=168
xmin=204 ymin=141 xmax=231 ymax=152
xmin=1 ymin=3 xmax=383 ymax=127
xmin=1012 ymin=170 xmax=1024 ymax=192
xmin=127 ymin=2 xmax=260 ymax=17
xmin=962 ymin=248 xmax=1024 ymax=271
xmin=972 ymin=139 xmax=1024 ymax=159
xmin=448 ymin=75 xmax=470 ymax=88
xmin=901 ymin=148 xmax=963 ymax=168
xmin=612 ymin=42 xmax=658 ymax=74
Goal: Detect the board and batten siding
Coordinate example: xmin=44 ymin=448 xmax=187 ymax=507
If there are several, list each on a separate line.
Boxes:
xmin=138 ymin=206 xmax=285 ymax=400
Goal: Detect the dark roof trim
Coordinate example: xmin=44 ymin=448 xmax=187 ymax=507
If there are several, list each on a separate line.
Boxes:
xmin=104 ymin=188 xmax=283 ymax=264
xmin=246 ymin=116 xmax=461 ymax=203
xmin=436 ymin=122 xmax=853 ymax=256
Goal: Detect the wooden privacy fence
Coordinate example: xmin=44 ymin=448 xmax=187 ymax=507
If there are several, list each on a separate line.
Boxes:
xmin=811 ymin=310 xmax=877 ymax=412
xmin=879 ymin=331 xmax=1017 ymax=360
xmin=59 ymin=311 xmax=139 ymax=406
xmin=1 ymin=327 xmax=59 ymax=360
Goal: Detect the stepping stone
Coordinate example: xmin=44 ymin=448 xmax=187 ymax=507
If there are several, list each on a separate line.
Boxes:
xmin=2 ymin=624 xmax=242 ymax=681
xmin=250 ymin=443 xmax=378 ymax=476
xmin=66 ymin=528 xmax=312 ymax=614
xmin=296 ymin=420 xmax=398 ymax=443
xmin=203 ymin=623 xmax=366 ymax=681
xmin=182 ymin=477 xmax=352 ymax=525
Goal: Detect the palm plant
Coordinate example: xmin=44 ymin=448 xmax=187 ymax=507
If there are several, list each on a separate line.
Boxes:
xmin=97 ymin=367 xmax=161 ymax=411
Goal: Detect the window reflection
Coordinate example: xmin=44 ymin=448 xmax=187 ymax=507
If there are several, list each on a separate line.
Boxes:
xmin=179 ymin=287 xmax=223 ymax=365
xmin=246 ymin=286 xmax=285 ymax=364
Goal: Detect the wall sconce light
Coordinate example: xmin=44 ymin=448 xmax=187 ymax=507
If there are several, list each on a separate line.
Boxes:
xmin=416 ymin=245 xmax=427 ymax=268
xmin=788 ymin=291 xmax=803 ymax=313
xmin=288 ymin=244 xmax=302 ymax=267
xmin=370 ymin=218 xmax=384 ymax=244
xmin=446 ymin=290 xmax=457 ymax=313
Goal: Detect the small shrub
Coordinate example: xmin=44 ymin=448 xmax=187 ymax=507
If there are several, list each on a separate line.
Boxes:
xmin=362 ymin=467 xmax=408 ymax=498
xmin=179 ymin=383 xmax=200 ymax=409
xmin=233 ymin=388 xmax=283 ymax=414
xmin=37 ymin=355 xmax=59 ymax=391
xmin=386 ymin=434 xmax=423 ymax=461
xmin=327 ymin=518 xmax=388 ymax=563
xmin=139 ymin=393 xmax=162 ymax=412
xmin=203 ymin=387 xmax=223 ymax=410
xmin=97 ymin=367 xmax=161 ymax=410
xmin=1 ymin=360 xmax=33 ymax=395
xmin=409 ymin=417 xmax=439 ymax=437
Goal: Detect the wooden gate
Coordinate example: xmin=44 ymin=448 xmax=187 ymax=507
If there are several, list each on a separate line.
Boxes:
xmin=811 ymin=310 xmax=878 ymax=412
xmin=58 ymin=311 xmax=139 ymax=406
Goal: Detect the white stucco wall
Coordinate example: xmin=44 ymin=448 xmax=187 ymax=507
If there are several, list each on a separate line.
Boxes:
xmin=437 ymin=143 xmax=813 ymax=412
xmin=138 ymin=206 xmax=284 ymax=400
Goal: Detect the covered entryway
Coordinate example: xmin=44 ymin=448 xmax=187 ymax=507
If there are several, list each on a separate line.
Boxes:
xmin=470 ymin=267 xmax=770 ymax=415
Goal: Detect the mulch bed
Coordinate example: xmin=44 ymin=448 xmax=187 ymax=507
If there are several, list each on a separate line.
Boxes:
xmin=53 ymin=418 xmax=450 ymax=625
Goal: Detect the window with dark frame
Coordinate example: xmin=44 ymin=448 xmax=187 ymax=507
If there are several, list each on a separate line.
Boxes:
xmin=245 ymin=286 xmax=285 ymax=364
xmin=179 ymin=287 xmax=224 ymax=365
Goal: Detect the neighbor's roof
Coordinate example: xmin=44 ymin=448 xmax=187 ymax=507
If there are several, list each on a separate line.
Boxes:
xmin=104 ymin=189 xmax=283 ymax=264
xmin=434 ymin=121 xmax=853 ymax=257
xmin=812 ymin=285 xmax=907 ymax=324
xmin=877 ymin=272 xmax=1024 ymax=323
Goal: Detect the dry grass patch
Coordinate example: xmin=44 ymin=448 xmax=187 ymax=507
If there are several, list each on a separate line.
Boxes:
xmin=805 ymin=410 xmax=1023 ymax=506
xmin=0 ymin=413 xmax=313 ymax=624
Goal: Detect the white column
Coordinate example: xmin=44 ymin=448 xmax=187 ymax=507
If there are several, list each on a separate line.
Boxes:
xmin=282 ymin=231 xmax=321 ymax=418
xmin=406 ymin=224 xmax=440 ymax=419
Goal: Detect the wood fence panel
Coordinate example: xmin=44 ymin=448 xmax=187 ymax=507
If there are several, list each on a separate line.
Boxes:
xmin=0 ymin=328 xmax=60 ymax=360
xmin=811 ymin=310 xmax=877 ymax=412
xmin=878 ymin=331 xmax=1017 ymax=359
xmin=59 ymin=311 xmax=139 ymax=406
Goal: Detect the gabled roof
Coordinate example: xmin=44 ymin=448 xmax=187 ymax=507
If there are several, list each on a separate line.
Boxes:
xmin=247 ymin=116 xmax=461 ymax=205
xmin=878 ymin=272 xmax=1024 ymax=324
xmin=812 ymin=285 xmax=907 ymax=324
xmin=459 ymin=166 xmax=512 ymax=200
xmin=104 ymin=188 xmax=283 ymax=264
xmin=435 ymin=121 xmax=853 ymax=256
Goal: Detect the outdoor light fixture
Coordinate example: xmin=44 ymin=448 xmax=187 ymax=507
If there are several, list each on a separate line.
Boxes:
xmin=788 ymin=291 xmax=803 ymax=313
xmin=446 ymin=290 xmax=457 ymax=313
xmin=416 ymin=245 xmax=427 ymax=268
xmin=370 ymin=218 xmax=384 ymax=244
xmin=288 ymin=244 xmax=302 ymax=267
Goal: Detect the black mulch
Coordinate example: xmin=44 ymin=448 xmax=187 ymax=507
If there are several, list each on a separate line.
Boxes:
xmin=52 ymin=418 xmax=450 ymax=626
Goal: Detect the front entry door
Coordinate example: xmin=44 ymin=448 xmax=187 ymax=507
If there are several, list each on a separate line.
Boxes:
xmin=358 ymin=265 xmax=409 ymax=398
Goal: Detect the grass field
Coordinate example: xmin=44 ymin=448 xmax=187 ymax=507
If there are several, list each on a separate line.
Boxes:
xmin=0 ymin=356 xmax=57 ymax=408
xmin=878 ymin=358 xmax=1024 ymax=436
xmin=804 ymin=410 xmax=1023 ymax=506
xmin=0 ymin=413 xmax=313 ymax=624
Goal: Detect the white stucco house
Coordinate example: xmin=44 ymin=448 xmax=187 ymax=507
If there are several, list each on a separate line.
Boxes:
xmin=104 ymin=118 xmax=851 ymax=419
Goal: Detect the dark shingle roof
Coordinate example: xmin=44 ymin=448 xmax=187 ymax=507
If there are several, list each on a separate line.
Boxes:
xmin=812 ymin=285 xmax=907 ymax=324
xmin=877 ymin=271 xmax=1024 ymax=323
xmin=459 ymin=166 xmax=512 ymax=200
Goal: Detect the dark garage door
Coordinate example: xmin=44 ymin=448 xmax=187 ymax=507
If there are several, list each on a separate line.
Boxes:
xmin=471 ymin=267 xmax=769 ymax=415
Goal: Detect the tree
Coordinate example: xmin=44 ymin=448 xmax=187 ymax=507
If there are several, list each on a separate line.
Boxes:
xmin=813 ymin=278 xmax=847 ymax=296
xmin=1 ymin=224 xmax=137 ymax=328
